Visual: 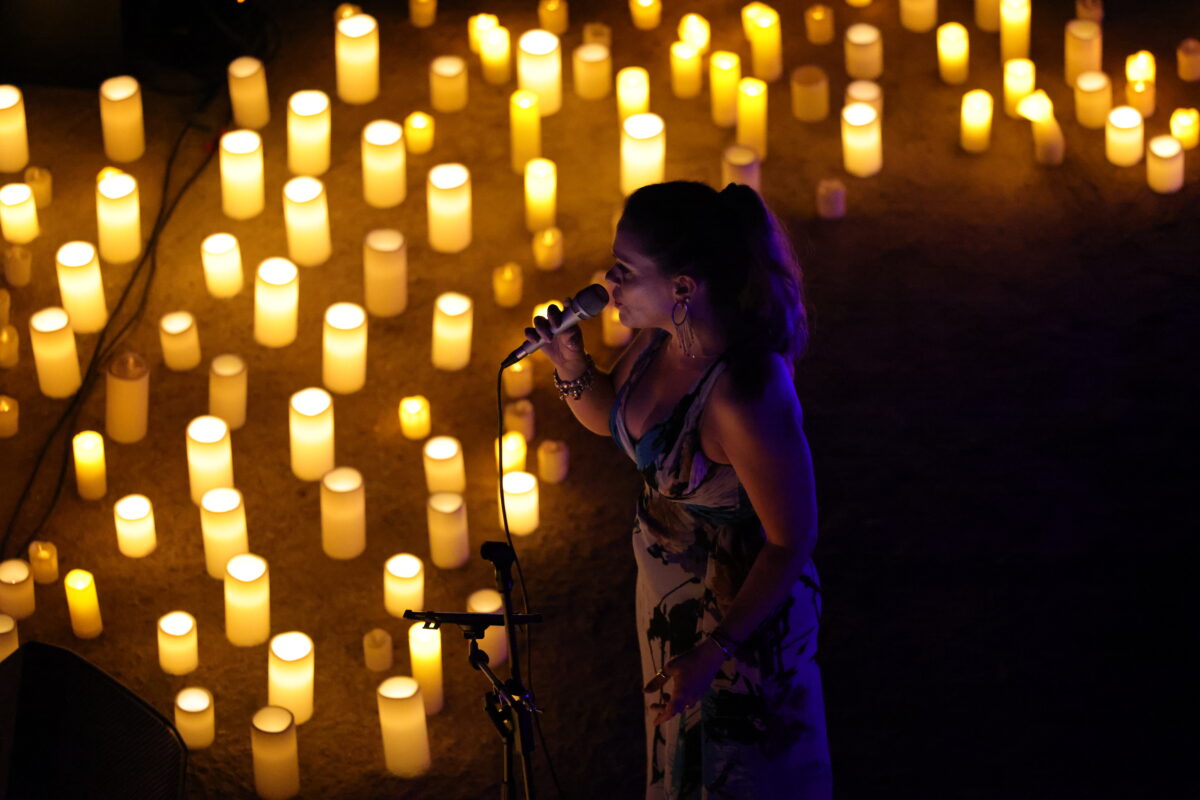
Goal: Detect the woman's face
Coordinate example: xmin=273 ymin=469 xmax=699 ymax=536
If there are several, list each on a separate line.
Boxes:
xmin=605 ymin=220 xmax=679 ymax=330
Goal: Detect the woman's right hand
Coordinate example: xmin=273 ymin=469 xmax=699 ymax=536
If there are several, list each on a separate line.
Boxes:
xmin=525 ymin=303 xmax=588 ymax=375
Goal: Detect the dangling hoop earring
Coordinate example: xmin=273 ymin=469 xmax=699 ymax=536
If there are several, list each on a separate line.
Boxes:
xmin=672 ymin=298 xmax=696 ymax=359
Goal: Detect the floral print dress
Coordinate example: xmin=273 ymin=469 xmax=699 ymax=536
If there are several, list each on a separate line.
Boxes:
xmin=610 ymin=330 xmax=832 ymax=799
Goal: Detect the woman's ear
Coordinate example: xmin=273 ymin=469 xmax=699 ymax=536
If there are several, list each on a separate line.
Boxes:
xmin=673 ymin=275 xmax=697 ymax=299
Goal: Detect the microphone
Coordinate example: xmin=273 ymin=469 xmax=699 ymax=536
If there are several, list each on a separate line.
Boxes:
xmin=500 ymin=283 xmax=610 ymax=368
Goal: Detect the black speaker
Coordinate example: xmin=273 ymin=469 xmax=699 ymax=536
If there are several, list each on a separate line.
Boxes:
xmin=0 ymin=641 xmax=187 ymax=799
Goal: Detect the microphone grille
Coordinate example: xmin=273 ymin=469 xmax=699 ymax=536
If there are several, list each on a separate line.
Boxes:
xmin=574 ymin=284 xmax=610 ymax=318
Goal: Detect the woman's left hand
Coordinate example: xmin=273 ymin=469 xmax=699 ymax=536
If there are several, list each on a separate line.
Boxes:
xmin=644 ymin=638 xmax=727 ymax=726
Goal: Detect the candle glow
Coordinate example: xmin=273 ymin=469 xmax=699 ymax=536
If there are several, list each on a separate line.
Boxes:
xmin=113 ymin=494 xmax=157 ymax=560
xmin=323 ymin=303 xmax=368 ymax=395
xmin=96 ymin=170 xmax=142 ymax=264
xmin=0 ymin=183 xmax=38 ymax=244
xmin=30 ymin=307 xmax=81 ymax=398
xmin=290 ymin=388 xmax=335 ymax=481
xmin=0 ymin=86 xmax=28 ymax=173
xmin=336 ymin=13 xmax=380 ymax=105
xmin=201 ymin=233 xmax=243 ymax=298
xmin=384 ymin=554 xmax=424 ymax=617
xmin=423 ymin=436 xmax=466 ymax=493
xmin=201 ymin=487 xmax=249 ymax=579
xmin=225 ymin=553 xmax=270 ymax=646
xmin=287 ymin=90 xmax=331 ymax=176
xmin=220 ymin=130 xmax=265 ymax=220
xmin=99 ymin=76 xmax=145 ymax=162
xmin=64 ymin=568 xmax=102 ymax=638
xmin=228 ymin=57 xmax=270 ymax=129
xmin=399 ymin=395 xmax=431 ymax=440
xmin=432 ymin=292 xmax=473 ymax=370
xmin=517 ymin=30 xmax=562 ymax=116
xmin=283 ymin=177 xmax=331 ymax=267
xmin=255 ymin=258 xmax=299 ymax=348
xmin=321 ymin=467 xmax=366 ymax=559
xmin=55 ymin=242 xmax=107 ymax=333
xmin=620 ymin=113 xmax=665 ymax=196
xmin=158 ymin=611 xmax=199 ymax=675
xmin=427 ymin=164 xmax=472 ymax=254
xmin=269 ymin=632 xmax=315 ymax=725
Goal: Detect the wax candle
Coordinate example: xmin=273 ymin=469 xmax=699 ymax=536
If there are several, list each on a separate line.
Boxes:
xmin=616 ymin=67 xmax=650 ymax=121
xmin=410 ymin=0 xmax=436 ymax=27
xmin=201 ymin=233 xmax=243 ymax=298
xmin=72 ymin=431 xmax=106 ymax=500
xmin=290 ymin=388 xmax=335 ymax=481
xmin=404 ymin=112 xmax=434 ymax=154
xmin=99 ymin=76 xmax=144 ymax=163
xmin=323 ymin=303 xmax=367 ymax=395
xmin=467 ymin=589 xmax=508 ymax=666
xmin=106 ymin=352 xmax=148 ymax=443
xmin=1017 ymin=90 xmax=1065 ymax=166
xmin=3 ymin=245 xmax=30 ymax=286
xmin=0 ymin=184 xmax=38 ymax=244
xmin=254 ymin=258 xmax=299 ymax=348
xmin=845 ymin=25 xmax=883 ymax=80
xmin=398 ymin=395 xmax=431 ymax=440
xmin=228 ymin=56 xmax=270 ymax=129
xmin=505 ymin=399 xmax=536 ymax=441
xmin=283 ymin=177 xmax=331 ymax=267
xmin=790 ymin=66 xmax=829 ymax=123
xmin=336 ymin=13 xmax=379 ymax=105
xmin=573 ymin=44 xmax=611 ymax=100
xmin=0 ymin=326 xmax=14 ymax=368
xmin=1064 ymin=21 xmax=1102 ymax=87
xmin=431 ymin=292 xmax=472 ymax=370
xmin=175 ymin=688 xmax=215 ymax=749
xmin=1146 ymin=135 xmax=1184 ymax=194
xmin=747 ymin=6 xmax=782 ymax=83
xmin=533 ymin=227 xmax=563 ymax=270
xmin=0 ymin=395 xmax=14 ymax=438
xmin=0 ymin=561 xmax=34 ymax=620
xmin=670 ymin=42 xmax=702 ymax=99
xmin=287 ymin=91 xmax=331 ymax=176
xmin=1076 ymin=0 xmax=1102 ymax=20
xmin=55 ymin=242 xmax=107 ymax=334
xmin=1000 ymin=0 xmax=1031 ymax=62
xmin=320 ymin=467 xmax=365 ymax=560
xmin=1106 ymin=106 xmax=1143 ymax=166
xmin=29 ymin=308 xmax=81 ymax=398
xmin=96 ymin=169 xmax=141 ymax=264
xmin=976 ymin=0 xmax=1000 ymax=32
xmin=960 ymin=90 xmax=993 ymax=153
xmin=225 ymin=553 xmax=270 ymax=646
xmin=468 ymin=13 xmax=498 ymax=53
xmin=501 ymin=472 xmax=539 ymax=535
xmin=502 ymin=362 xmax=532 ymax=400
xmin=64 ymin=568 xmax=102 ymax=638
xmin=900 ymin=0 xmax=937 ymax=32
xmin=481 ymin=27 xmax=512 ymax=85
xmin=804 ymin=5 xmax=834 ymax=45
xmin=524 ymin=158 xmax=557 ymax=232
xmin=429 ymin=56 xmax=468 ymax=113
xmin=377 ymin=677 xmax=431 ymax=777
xmin=201 ymin=487 xmax=249 ymax=579
xmin=423 ymin=436 xmax=465 ymax=492
xmin=113 ymin=494 xmax=158 ymax=559
xmin=937 ymin=23 xmax=969 ymax=85
xmin=28 ymin=541 xmax=58 ymax=583
xmin=268 ymin=632 xmax=315 ymax=725
xmin=384 ymin=554 xmax=424 ymax=616
xmin=1180 ymin=39 xmax=1200 ymax=82
xmin=0 ymin=86 xmax=28 ymax=173
xmin=158 ymin=611 xmax=199 ymax=675
xmin=537 ymin=439 xmax=570 ymax=484
xmin=1 ymin=290 xmax=10 ymax=327
xmin=737 ymin=78 xmax=768 ymax=160
xmin=187 ymin=415 xmax=233 ymax=504
xmin=493 ymin=262 xmax=523 ymax=307
xmin=0 ymin=614 xmax=15 ymax=661
xmin=218 ymin=130 xmax=264 ymax=220
xmin=708 ymin=52 xmax=741 ymax=127
xmin=621 ymin=113 xmax=665 ymax=196
xmin=1073 ymin=71 xmax=1111 ymax=130
xmin=1003 ymin=58 xmax=1035 ymax=118
xmin=362 ymin=229 xmax=407 ymax=318
xmin=252 ymin=707 xmax=300 ymax=800
xmin=426 ymin=164 xmax=471 ymax=254
xmin=841 ymin=102 xmax=882 ymax=177
xmin=518 ymin=30 xmax=562 ymax=116
xmin=160 ymin=311 xmax=202 ymax=371
xmin=629 ymin=0 xmax=661 ymax=30
xmin=509 ymin=90 xmax=542 ymax=174
xmin=409 ymin=624 xmax=444 ymax=714
xmin=427 ymin=492 xmax=469 ymax=569
xmin=364 ymin=628 xmax=393 ymax=672
xmin=24 ymin=167 xmax=51 ymax=208
xmin=495 ymin=431 xmax=528 ymax=474
xmin=1125 ymin=51 xmax=1156 ymax=118
xmin=1170 ymin=108 xmax=1199 ymax=150
xmin=584 ymin=22 xmax=611 ymax=47
xmin=535 ymin=0 xmax=567 ymax=33
xmin=845 ymin=81 xmax=883 ymax=117
xmin=676 ymin=14 xmax=709 ymax=57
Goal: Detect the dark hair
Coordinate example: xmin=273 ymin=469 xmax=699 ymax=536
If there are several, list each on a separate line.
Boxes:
xmin=620 ymin=181 xmax=809 ymax=398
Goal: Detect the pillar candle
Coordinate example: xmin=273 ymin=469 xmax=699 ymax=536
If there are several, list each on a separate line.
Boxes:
xmin=29 ymin=308 xmax=81 ymax=398
xmin=747 ymin=6 xmax=782 ymax=82
xmin=95 ymin=169 xmax=141 ymax=264
xmin=900 ymin=0 xmax=937 ymax=32
xmin=28 ymin=541 xmax=58 ymax=583
xmin=845 ymin=24 xmax=883 ymax=80
xmin=336 ymin=13 xmax=379 ymax=104
xmin=430 ymin=56 xmax=468 ymax=113
xmin=0 ymin=86 xmax=28 ymax=173
xmin=426 ymin=164 xmax=471 ymax=254
xmin=670 ymin=42 xmax=702 ymax=99
xmin=404 ymin=112 xmax=434 ymax=154
xmin=518 ymin=30 xmax=562 ymax=116
xmin=1017 ymin=91 xmax=1065 ymax=166
xmin=410 ymin=0 xmax=436 ymax=28
xmin=423 ymin=436 xmax=465 ymax=492
xmin=501 ymin=471 xmax=539 ymax=535
xmin=509 ymin=91 xmax=541 ymax=174
xmin=1106 ymin=106 xmax=1143 ymax=166
xmin=363 ymin=229 xmax=407 ymax=317
xmin=160 ymin=311 xmax=202 ymax=371
xmin=1125 ymin=51 xmax=1156 ymax=118
xmin=201 ymin=233 xmax=243 ymax=298
xmin=24 ymin=167 xmax=51 ymax=208
xmin=1180 ymin=38 xmax=1200 ymax=82
xmin=504 ymin=360 xmax=533 ymax=398
xmin=791 ymin=66 xmax=829 ymax=122
xmin=431 ymin=292 xmax=472 ymax=370
xmin=201 ymin=487 xmax=249 ymax=578
xmin=537 ymin=439 xmax=570 ymax=483
xmin=493 ymin=262 xmax=523 ymax=307
xmin=584 ymin=22 xmax=611 ymax=47
xmin=115 ymin=492 xmax=158 ymax=558
xmin=398 ymin=395 xmax=431 ymax=440
xmin=1076 ymin=0 xmax=1102 ymax=20
xmin=283 ymin=177 xmax=331 ymax=267
xmin=99 ymin=76 xmax=144 ymax=162
xmin=1146 ymin=135 xmax=1184 ymax=194
xmin=187 ymin=416 xmax=234 ymax=504
xmin=533 ymin=227 xmax=563 ymax=270
xmin=467 ymin=589 xmax=508 ymax=665
xmin=323 ymin=303 xmax=367 ymax=395
xmin=289 ymin=388 xmax=335 ymax=481
xmin=505 ymin=399 xmax=535 ymax=441
xmin=845 ymin=80 xmax=883 ymax=117
xmin=1072 ymin=71 xmax=1111 ymax=130
xmin=55 ymin=242 xmax=107 ymax=334
xmin=377 ymin=677 xmax=431 ymax=777
xmin=218 ymin=130 xmax=264 ymax=220
xmin=804 ymin=5 xmax=834 ymax=45
xmin=3 ymin=244 xmax=30 ymax=287
xmin=158 ymin=611 xmax=199 ymax=675
xmin=1003 ymin=58 xmax=1035 ymax=118
xmin=1064 ymin=21 xmax=1102 ymax=87
xmin=228 ymin=56 xmax=270 ymax=129
xmin=524 ymin=158 xmax=556 ymax=232
xmin=468 ymin=28 xmax=506 ymax=87
xmin=287 ymin=91 xmax=331 ymax=176
xmin=937 ymin=23 xmax=969 ymax=85
xmin=175 ymin=688 xmax=215 ymax=749
xmin=495 ymin=431 xmax=527 ymax=474
xmin=427 ymin=492 xmax=469 ymax=569
xmin=736 ymin=78 xmax=768 ymax=160
xmin=616 ymin=67 xmax=650 ymax=121
xmin=538 ymin=0 xmax=568 ymax=33
xmin=0 ymin=614 xmax=15 ymax=661
xmin=721 ymin=145 xmax=760 ymax=191
xmin=1170 ymin=108 xmax=1199 ymax=150
xmin=678 ymin=13 xmax=710 ymax=55
xmin=251 ymin=707 xmax=300 ymax=800
xmin=960 ymin=89 xmax=993 ymax=153
xmin=321 ymin=467 xmax=365 ymax=559
xmin=0 ymin=326 xmax=14 ymax=372
xmin=225 ymin=553 xmax=269 ymax=646
xmin=0 ymin=561 xmax=34 ymax=620
xmin=268 ymin=632 xmax=314 ymax=725
xmin=573 ymin=44 xmax=611 ymax=100
xmin=0 ymin=184 xmax=38 ymax=244
xmin=384 ymin=554 xmax=424 ymax=616
xmin=363 ymin=628 xmax=393 ymax=671
xmin=468 ymin=13 xmax=498 ymax=53
xmin=72 ymin=431 xmax=106 ymax=500
xmin=0 ymin=395 xmax=16 ymax=439
xmin=975 ymin=0 xmax=1000 ymax=32
xmin=1000 ymin=0 xmax=1030 ymax=62
xmin=841 ymin=102 xmax=882 ymax=177
xmin=629 ymin=0 xmax=661 ymax=30
xmin=710 ymin=52 xmax=741 ymax=127
xmin=408 ymin=623 xmax=443 ymax=714
xmin=620 ymin=113 xmax=665 ymax=196
xmin=254 ymin=258 xmax=299 ymax=348
xmin=106 ymin=352 xmax=148 ymax=443
xmin=64 ymin=568 xmax=102 ymax=638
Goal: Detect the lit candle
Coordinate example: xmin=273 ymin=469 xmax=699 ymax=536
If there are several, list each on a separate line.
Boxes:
xmin=1003 ymin=58 xmax=1035 ymax=118
xmin=3 ymin=245 xmax=30 ymax=287
xmin=96 ymin=169 xmax=141 ymax=264
xmin=384 ymin=553 xmax=424 ymax=616
xmin=501 ymin=471 xmax=539 ymax=535
xmin=510 ymin=90 xmax=542 ymax=174
xmin=269 ymin=632 xmax=315 ymax=725
xmin=431 ymin=291 xmax=473 ymax=370
xmin=1170 ymin=108 xmax=1199 ymax=149
xmin=336 ymin=13 xmax=379 ymax=105
xmin=493 ymin=262 xmax=523 ymax=307
xmin=398 ymin=395 xmax=431 ymax=440
xmin=804 ymin=5 xmax=834 ymax=45
xmin=975 ymin=0 xmax=1000 ymax=32
xmin=287 ymin=90 xmax=331 ymax=176
xmin=323 ymin=303 xmax=367 ymax=395
xmin=158 ymin=611 xmax=199 ymax=675
xmin=159 ymin=311 xmax=202 ymax=371
xmin=0 ymin=614 xmax=15 ymax=661
xmin=225 ymin=553 xmax=270 ymax=646
xmin=603 ymin=304 xmax=632 ymax=346
xmin=28 ymin=541 xmax=58 ymax=583
xmin=251 ymin=706 xmax=300 ymax=800
xmin=628 ymin=0 xmax=661 ymax=31
xmin=960 ymin=89 xmax=993 ymax=153
xmin=187 ymin=415 xmax=234 ymax=504
xmin=670 ymin=42 xmax=702 ymax=99
xmin=1125 ymin=51 xmax=1156 ymax=118
xmin=468 ymin=13 xmax=498 ymax=53
xmin=363 ymin=229 xmax=407 ymax=317
xmin=737 ymin=78 xmax=768 ymax=160
xmin=321 ymin=467 xmax=365 ymax=560
xmin=533 ymin=227 xmax=563 ymax=270
xmin=467 ymin=589 xmax=508 ymax=666
xmin=64 ymin=568 xmax=102 ymax=638
xmin=404 ymin=111 xmax=434 ymax=154
xmin=427 ymin=164 xmax=471 ymax=254
xmin=201 ymin=487 xmax=249 ymax=579
xmin=505 ymin=399 xmax=536 ymax=441
xmin=1180 ymin=38 xmax=1200 ymax=82
xmin=518 ymin=30 xmax=562 ymax=116
xmin=1146 ymin=135 xmax=1184 ymax=194
xmin=504 ymin=361 xmax=533 ymax=399
xmin=377 ymin=677 xmax=431 ymax=777
xmin=481 ymin=26 xmax=512 ymax=85
xmin=201 ymin=233 xmax=243 ymax=298
xmin=1073 ymin=71 xmax=1112 ymax=129
xmin=175 ymin=688 xmax=215 ymax=749
xmin=841 ymin=102 xmax=882 ymax=178
xmin=899 ymin=0 xmax=936 ymax=32
xmin=845 ymin=24 xmax=883 ymax=81
xmin=29 ymin=307 xmax=81 ymax=398
xmin=283 ymin=177 xmax=331 ymax=267
xmin=1000 ymin=0 xmax=1030 ymax=62
xmin=427 ymin=492 xmax=469 ymax=569
xmin=0 ymin=560 xmax=34 ymax=620
xmin=430 ymin=56 xmax=468 ymax=113
xmin=573 ymin=44 xmax=611 ymax=99
xmin=55 ymin=242 xmax=107 ymax=333
xmin=106 ymin=352 xmax=148 ymax=443
xmin=70 ymin=430 xmax=107 ymax=500
xmin=24 ymin=166 xmax=51 ymax=208
xmin=423 ymin=436 xmax=465 ymax=492
xmin=410 ymin=0 xmax=436 ymax=27
xmin=254 ymin=258 xmax=299 ymax=348
xmin=0 ymin=326 xmax=14 ymax=369
xmin=524 ymin=158 xmax=557 ymax=232
xmin=845 ymin=80 xmax=882 ymax=117
xmin=537 ymin=439 xmax=570 ymax=484
xmin=0 ymin=183 xmax=38 ymax=244
xmin=218 ymin=130 xmax=264 ymax=221
xmin=495 ymin=431 xmax=528 ymax=474
xmin=1076 ymin=0 xmax=1102 ymax=20
xmin=409 ymin=623 xmax=444 ymax=714
xmin=676 ymin=13 xmax=709 ymax=56
xmin=113 ymin=493 xmax=157 ymax=558
xmin=1064 ymin=20 xmax=1102 ymax=87
xmin=747 ymin=6 xmax=782 ymax=83
xmin=363 ymin=628 xmax=393 ymax=671
xmin=0 ymin=86 xmax=28 ymax=173
xmin=709 ymin=52 xmax=741 ymax=127
xmin=99 ymin=76 xmax=144 ymax=163
xmin=791 ymin=66 xmax=829 ymax=122
xmin=937 ymin=23 xmax=969 ymax=85
xmin=228 ymin=56 xmax=270 ymax=129
xmin=616 ymin=67 xmax=650 ymax=121
xmin=1106 ymin=106 xmax=1144 ymax=166
xmin=289 ymin=388 xmax=335 ymax=482
xmin=1017 ymin=90 xmax=1065 ymax=166
xmin=620 ymin=113 xmax=665 ymax=196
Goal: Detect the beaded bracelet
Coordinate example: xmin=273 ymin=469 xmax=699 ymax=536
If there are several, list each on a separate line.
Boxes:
xmin=552 ymin=354 xmax=596 ymax=401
